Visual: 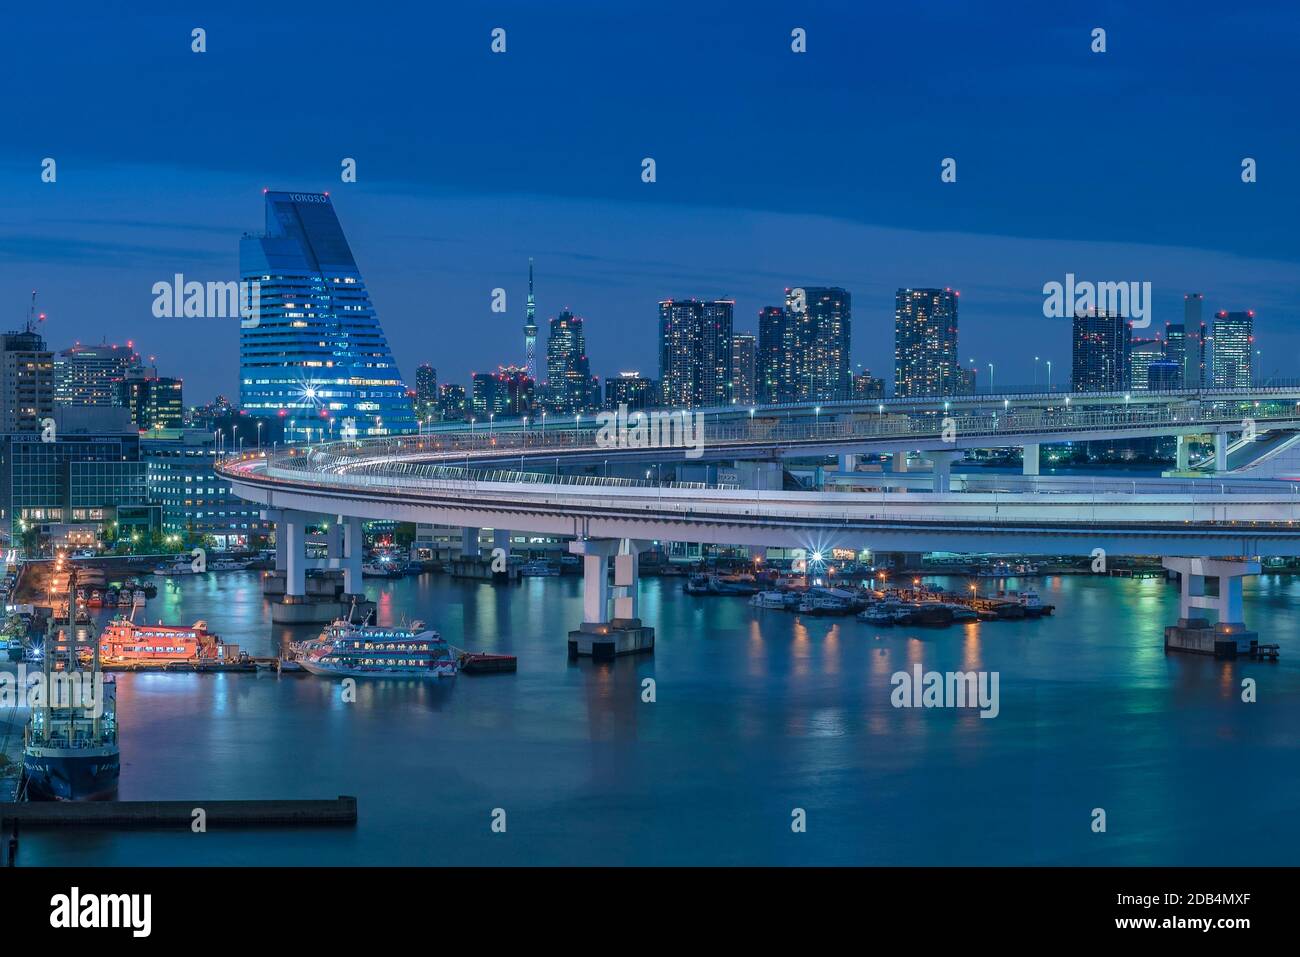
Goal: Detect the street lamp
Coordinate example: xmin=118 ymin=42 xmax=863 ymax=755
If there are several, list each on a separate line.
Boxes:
xmin=1046 ymin=360 xmax=1053 ymax=392
xmin=988 ymin=363 xmax=994 ymax=394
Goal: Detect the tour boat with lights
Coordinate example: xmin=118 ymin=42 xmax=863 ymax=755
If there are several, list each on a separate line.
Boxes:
xmin=293 ymin=617 xmax=457 ymax=679
xmin=96 ymin=616 xmax=225 ymax=663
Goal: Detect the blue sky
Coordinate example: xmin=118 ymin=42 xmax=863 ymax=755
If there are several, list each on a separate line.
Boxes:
xmin=1 ymin=0 xmax=1297 ymax=399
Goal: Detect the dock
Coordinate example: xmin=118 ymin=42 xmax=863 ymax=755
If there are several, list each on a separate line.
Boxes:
xmin=101 ymin=660 xmax=258 ymax=673
xmin=0 ymin=795 xmax=357 ymax=828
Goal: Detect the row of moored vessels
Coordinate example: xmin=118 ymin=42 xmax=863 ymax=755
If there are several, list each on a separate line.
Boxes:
xmin=747 ymin=583 xmax=1052 ymax=625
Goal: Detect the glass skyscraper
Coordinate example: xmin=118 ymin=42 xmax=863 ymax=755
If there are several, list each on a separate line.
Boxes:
xmin=1212 ymin=310 xmax=1254 ymax=388
xmin=1071 ymin=312 xmax=1131 ymax=393
xmin=544 ymin=310 xmax=591 ymax=414
xmin=894 ymin=288 xmax=959 ymax=397
xmin=239 ymin=190 xmax=416 ymax=442
xmin=658 ymin=299 xmax=733 ymax=408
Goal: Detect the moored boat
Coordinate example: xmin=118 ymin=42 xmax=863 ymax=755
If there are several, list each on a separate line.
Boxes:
xmin=294 ymin=617 xmax=457 ymax=679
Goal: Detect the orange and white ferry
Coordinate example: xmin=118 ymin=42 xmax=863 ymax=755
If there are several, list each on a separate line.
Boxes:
xmin=97 ymin=616 xmax=224 ymax=662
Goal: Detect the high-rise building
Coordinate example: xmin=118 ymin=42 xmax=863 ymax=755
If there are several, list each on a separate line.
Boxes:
xmin=1212 ymin=311 xmax=1254 ymax=388
xmin=605 ymin=372 xmax=655 ymax=410
xmin=414 ymin=364 xmax=438 ymax=420
xmin=144 ymin=429 xmax=265 ymax=546
xmin=1129 ymin=336 xmax=1165 ymax=391
xmin=1147 ymin=360 xmax=1181 ymax=392
xmin=1 ymin=325 xmax=55 ymax=433
xmin=658 ymin=299 xmax=733 ymax=408
xmin=54 ymin=342 xmax=143 ymax=407
xmin=731 ymin=333 xmax=757 ymax=405
xmin=472 ymin=365 xmax=534 ymax=418
xmin=239 ymin=190 xmax=416 ymax=442
xmin=786 ymin=287 xmax=851 ymax=401
xmin=756 ymin=306 xmax=789 ymax=404
xmin=438 ymin=383 xmax=467 ymax=421
xmin=1163 ymin=322 xmax=1186 ymax=389
xmin=1071 ymin=312 xmax=1131 ymax=393
xmin=894 ymin=288 xmax=959 ymax=397
xmin=1182 ymin=293 xmax=1209 ymax=390
xmin=118 ymin=371 xmax=184 ymax=432
xmin=544 ymin=310 xmax=591 ymax=414
xmin=524 ymin=259 xmax=538 ymax=382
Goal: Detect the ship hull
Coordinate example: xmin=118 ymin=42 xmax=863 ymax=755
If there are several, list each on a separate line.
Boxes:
xmin=298 ymin=658 xmax=455 ymax=679
xmin=22 ymin=746 xmax=120 ymax=801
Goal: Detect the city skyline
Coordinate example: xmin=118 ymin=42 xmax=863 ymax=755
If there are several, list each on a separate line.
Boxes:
xmin=2 ymin=3 xmax=1297 ymax=400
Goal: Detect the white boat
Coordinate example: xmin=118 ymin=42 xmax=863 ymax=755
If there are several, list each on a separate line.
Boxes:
xmin=209 ymin=558 xmax=252 ymax=572
xmin=857 ymin=606 xmax=894 ymax=625
xmin=797 ymin=590 xmax=855 ymax=615
xmin=294 ymin=616 xmax=457 ymax=679
xmin=518 ymin=560 xmax=558 ymax=577
xmin=153 ymin=560 xmax=198 ymax=576
xmin=750 ymin=590 xmax=792 ymax=609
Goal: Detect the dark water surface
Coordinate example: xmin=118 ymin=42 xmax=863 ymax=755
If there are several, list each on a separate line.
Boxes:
xmin=15 ymin=569 xmax=1300 ymax=865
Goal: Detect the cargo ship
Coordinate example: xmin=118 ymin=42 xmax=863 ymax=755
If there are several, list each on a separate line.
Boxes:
xmin=22 ymin=568 xmax=120 ymax=801
xmin=294 ymin=616 xmax=457 ymax=679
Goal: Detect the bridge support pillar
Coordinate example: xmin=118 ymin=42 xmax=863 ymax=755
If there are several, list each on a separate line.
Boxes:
xmin=567 ymin=538 xmax=655 ymax=659
xmin=1214 ymin=432 xmax=1228 ymax=472
xmin=1176 ymin=435 xmax=1191 ymax=470
xmin=1161 ymin=557 xmax=1262 ymax=658
xmin=282 ymin=510 xmax=306 ymax=598
xmin=341 ymin=515 xmax=363 ymax=597
xmin=491 ymin=528 xmax=511 ymax=558
xmin=893 ymin=451 xmax=909 ymax=473
xmin=460 ymin=527 xmax=480 ymax=558
xmin=926 ymin=450 xmax=959 ymax=493
xmin=838 ymin=453 xmax=858 ymax=473
xmin=1022 ymin=443 xmax=1040 ymax=476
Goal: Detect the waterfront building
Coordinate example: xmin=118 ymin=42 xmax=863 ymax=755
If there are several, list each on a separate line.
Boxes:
xmin=658 ymin=299 xmax=734 ymax=408
xmin=1 ymin=325 xmax=54 ymax=432
xmin=117 ymin=370 xmax=183 ymax=431
xmin=894 ymin=288 xmax=959 ymax=397
xmin=605 ymin=372 xmax=656 ymax=410
xmin=239 ymin=190 xmax=416 ymax=442
xmin=1129 ymin=336 xmax=1165 ymax=391
xmin=143 ymin=429 xmax=265 ymax=547
xmin=1212 ymin=311 xmax=1253 ymax=388
xmin=731 ymin=333 xmax=757 ymax=405
xmin=0 ymin=406 xmax=156 ymax=547
xmin=544 ymin=310 xmax=591 ymax=414
xmin=54 ymin=342 xmax=143 ymax=406
xmin=1071 ymin=311 xmax=1131 ymax=393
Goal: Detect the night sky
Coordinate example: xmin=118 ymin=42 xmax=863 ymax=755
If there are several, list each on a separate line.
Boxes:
xmin=1 ymin=0 xmax=1297 ymax=400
